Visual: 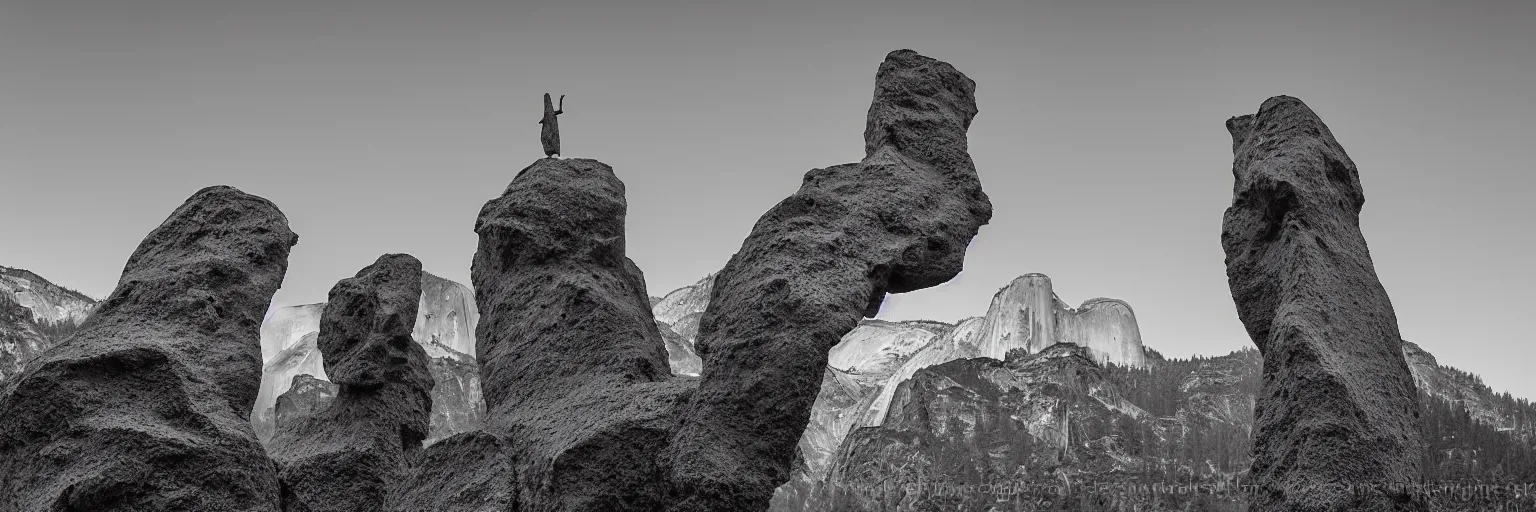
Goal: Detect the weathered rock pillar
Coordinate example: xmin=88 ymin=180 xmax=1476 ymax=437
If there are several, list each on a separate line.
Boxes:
xmin=1222 ymin=96 xmax=1425 ymax=511
xmin=664 ymin=49 xmax=994 ymax=511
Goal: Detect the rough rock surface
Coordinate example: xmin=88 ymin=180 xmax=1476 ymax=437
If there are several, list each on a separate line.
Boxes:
xmin=268 ymin=254 xmax=433 ymax=512
xmin=0 ymin=185 xmax=297 ymax=511
xmin=665 ymin=49 xmax=993 ymax=511
xmin=1222 ymin=96 xmax=1425 ymax=511
xmin=272 ymin=374 xmax=336 ymax=434
xmin=414 ymin=271 xmax=479 ymax=359
xmin=396 ymin=157 xmax=693 ymax=511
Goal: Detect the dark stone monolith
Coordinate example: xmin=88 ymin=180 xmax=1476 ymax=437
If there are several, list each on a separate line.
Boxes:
xmin=664 ymin=49 xmax=994 ymax=511
xmin=393 ymin=158 xmax=692 ymax=512
xmin=268 ymin=254 xmax=434 ymax=512
xmin=0 ymin=185 xmax=297 ymax=512
xmin=1222 ymin=96 xmax=1425 ymax=511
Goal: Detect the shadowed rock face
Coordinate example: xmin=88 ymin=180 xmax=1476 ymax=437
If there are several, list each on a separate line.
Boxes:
xmin=0 ymin=185 xmax=297 ymax=511
xmin=273 ymin=373 xmax=336 ymax=434
xmin=665 ymin=49 xmax=993 ymax=511
xmin=1222 ymin=96 xmax=1425 ymax=511
xmin=268 ymin=254 xmax=433 ymax=512
xmin=395 ymin=157 xmax=693 ymax=511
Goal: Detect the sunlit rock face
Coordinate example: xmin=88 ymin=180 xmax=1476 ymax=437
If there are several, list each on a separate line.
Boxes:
xmin=414 ymin=271 xmax=478 ymax=359
xmin=0 ymin=267 xmax=97 ymax=327
xmin=253 ymin=305 xmax=326 ymax=442
xmin=0 ymin=266 xmax=99 ymax=382
xmin=975 ymin=274 xmax=1146 ymax=369
xmin=651 ymin=274 xmax=713 ymax=376
xmin=425 ymin=351 xmax=484 ymax=445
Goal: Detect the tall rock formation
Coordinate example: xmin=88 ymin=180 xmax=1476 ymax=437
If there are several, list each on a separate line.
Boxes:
xmin=0 ymin=185 xmax=297 ymax=511
xmin=1222 ymin=96 xmax=1424 ymax=510
xmin=268 ymin=254 xmax=434 ymax=512
xmin=0 ymin=266 xmax=99 ymax=382
xmin=665 ymin=49 xmax=993 ymax=511
xmin=252 ymin=272 xmax=483 ymax=444
xmin=396 ymin=157 xmax=693 ymax=511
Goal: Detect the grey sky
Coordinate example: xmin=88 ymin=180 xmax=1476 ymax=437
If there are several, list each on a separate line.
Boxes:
xmin=3 ymin=1 xmax=1532 ymax=398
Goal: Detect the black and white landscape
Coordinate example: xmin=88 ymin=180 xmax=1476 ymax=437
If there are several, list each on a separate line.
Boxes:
xmin=2 ymin=2 xmax=1533 ymax=511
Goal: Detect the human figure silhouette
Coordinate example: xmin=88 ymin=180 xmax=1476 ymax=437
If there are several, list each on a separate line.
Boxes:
xmin=539 ymin=93 xmax=564 ymax=158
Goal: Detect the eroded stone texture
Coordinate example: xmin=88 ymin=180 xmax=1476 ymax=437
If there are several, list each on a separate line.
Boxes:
xmin=395 ymin=158 xmax=692 ymax=511
xmin=1222 ymin=96 xmax=1424 ymax=511
xmin=268 ymin=254 xmax=433 ymax=512
xmin=0 ymin=185 xmax=297 ymax=511
xmin=665 ymin=49 xmax=993 ymax=511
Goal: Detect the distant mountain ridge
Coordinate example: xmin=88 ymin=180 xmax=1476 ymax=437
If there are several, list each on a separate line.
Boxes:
xmin=0 ymin=266 xmax=99 ymax=381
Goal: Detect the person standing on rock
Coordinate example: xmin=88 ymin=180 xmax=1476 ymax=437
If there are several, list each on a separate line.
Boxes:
xmin=539 ymin=93 xmax=564 ymax=158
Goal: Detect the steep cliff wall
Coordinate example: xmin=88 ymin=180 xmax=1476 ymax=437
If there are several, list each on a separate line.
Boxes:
xmin=0 ymin=267 xmax=99 ymax=382
xmin=414 ymin=271 xmax=478 ymax=359
xmin=974 ymin=273 xmax=1146 ymax=368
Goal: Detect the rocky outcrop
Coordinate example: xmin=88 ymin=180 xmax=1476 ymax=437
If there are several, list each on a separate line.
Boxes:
xmin=820 ymin=345 xmax=1163 ymax=511
xmin=1222 ymin=96 xmax=1424 ymax=510
xmin=396 ymin=157 xmax=692 ymax=511
xmin=0 ymin=267 xmax=99 ymax=382
xmin=253 ymin=273 xmax=485 ymax=445
xmin=666 ymin=49 xmax=993 ymax=511
xmin=0 ymin=185 xmax=297 ymax=511
xmin=974 ymin=274 xmax=1146 ymax=368
xmin=273 ymin=374 xmax=336 ymax=434
xmin=268 ymin=254 xmax=433 ymax=512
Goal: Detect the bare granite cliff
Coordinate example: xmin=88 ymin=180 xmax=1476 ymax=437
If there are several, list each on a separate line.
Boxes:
xmin=665 ymin=49 xmax=993 ymax=511
xmin=1222 ymin=96 xmax=1425 ymax=511
xmin=0 ymin=186 xmax=297 ymax=511
xmin=0 ymin=266 xmax=99 ymax=382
